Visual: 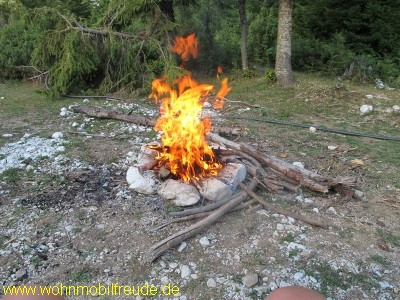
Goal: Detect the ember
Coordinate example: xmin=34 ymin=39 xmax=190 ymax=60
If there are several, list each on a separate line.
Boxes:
xmin=148 ymin=34 xmax=231 ymax=182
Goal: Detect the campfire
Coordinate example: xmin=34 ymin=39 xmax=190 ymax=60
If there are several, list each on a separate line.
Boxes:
xmin=70 ymin=33 xmax=366 ymax=264
xmin=148 ymin=33 xmax=231 ymax=182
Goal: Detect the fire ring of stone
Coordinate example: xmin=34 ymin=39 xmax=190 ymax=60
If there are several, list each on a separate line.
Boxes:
xmin=126 ymin=145 xmax=247 ymax=206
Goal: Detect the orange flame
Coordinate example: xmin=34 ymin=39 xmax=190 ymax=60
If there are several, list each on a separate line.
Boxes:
xmin=148 ymin=34 xmax=231 ymax=182
xmin=217 ymin=66 xmax=223 ymax=79
xmin=171 ymin=33 xmax=198 ymax=61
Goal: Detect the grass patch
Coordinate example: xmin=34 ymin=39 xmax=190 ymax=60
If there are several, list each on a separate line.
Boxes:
xmin=306 ymin=261 xmax=379 ymax=296
xmin=0 ymin=167 xmax=24 ymax=183
xmin=67 ymin=269 xmax=93 ymax=284
xmin=376 ymin=228 xmax=400 ymax=248
xmin=369 ymin=254 xmax=389 ymax=266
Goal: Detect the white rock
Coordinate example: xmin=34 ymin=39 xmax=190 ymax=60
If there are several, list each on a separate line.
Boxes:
xmin=180 ymin=265 xmax=191 ymax=278
xmin=365 ymin=95 xmax=374 ymax=99
xmin=72 ymin=122 xmax=79 ymax=127
xmin=65 ymin=225 xmax=74 ymax=232
xmin=393 ymin=105 xmax=400 ymax=111
xmin=294 ymin=271 xmax=305 ymax=281
xmin=327 ymin=145 xmax=337 ymax=150
xmin=292 ymin=161 xmax=304 ymax=169
xmin=326 ymin=207 xmax=337 ymax=215
xmin=199 ymin=177 xmax=234 ymax=202
xmin=242 ymin=273 xmax=259 ymax=287
xmin=157 ymin=179 xmax=200 ymax=206
xmin=169 ymin=262 xmax=178 ymax=269
xmin=178 ymin=242 xmax=187 ymax=252
xmin=199 ymin=236 xmax=210 ymax=247
xmin=287 ymin=242 xmax=307 ymax=251
xmin=276 ymin=224 xmax=284 ymax=231
xmin=126 ymin=166 xmax=159 ymax=195
xmin=136 ymin=144 xmax=158 ymax=166
xmin=312 ymin=207 xmax=319 ymax=213
xmin=52 ymin=132 xmax=64 ymax=139
xmin=217 ymin=163 xmax=247 ymax=190
xmin=360 ymin=104 xmax=373 ymax=114
xmin=203 ymin=102 xmax=212 ymax=108
xmin=207 ymin=278 xmax=217 ymax=288
xmin=0 ymin=96 xmax=4 ymax=100
xmin=83 ymin=98 xmax=90 ymax=103
xmin=2 ymin=134 xmax=13 ymax=138
xmin=379 ymin=280 xmax=393 ymax=289
xmin=278 ymin=280 xmax=291 ymax=287
xmin=309 ymin=126 xmax=317 ymax=133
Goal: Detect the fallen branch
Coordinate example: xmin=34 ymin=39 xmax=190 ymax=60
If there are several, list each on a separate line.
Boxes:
xmin=207 ymin=132 xmax=366 ymax=201
xmin=143 ymin=169 xmax=258 ymax=263
xmin=239 ymin=183 xmax=327 ymax=228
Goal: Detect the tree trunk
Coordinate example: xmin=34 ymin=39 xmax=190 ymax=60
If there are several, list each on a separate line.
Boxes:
xmin=238 ymin=0 xmax=249 ymax=70
xmin=275 ymin=0 xmax=295 ymax=87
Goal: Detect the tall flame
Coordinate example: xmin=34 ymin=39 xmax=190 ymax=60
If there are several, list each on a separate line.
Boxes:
xmin=149 ymin=34 xmax=231 ymax=182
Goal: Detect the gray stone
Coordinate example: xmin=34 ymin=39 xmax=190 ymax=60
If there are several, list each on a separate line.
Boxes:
xmin=199 ymin=236 xmax=210 ymax=247
xmin=242 ymin=273 xmax=258 ymax=287
xmin=178 ymin=242 xmax=187 ymax=252
xmin=157 ymin=179 xmax=200 ymax=206
xmin=217 ymin=163 xmax=246 ymax=190
xmin=199 ymin=177 xmax=233 ymax=202
xmin=52 ymin=132 xmax=64 ymax=139
xmin=326 ymin=207 xmax=337 ymax=215
xmin=207 ymin=278 xmax=217 ymax=288
xmin=199 ymin=163 xmax=246 ymax=202
xmin=294 ymin=271 xmax=305 ymax=281
xmin=14 ymin=269 xmax=28 ymax=281
xmin=127 ymin=166 xmax=160 ymax=195
xmin=180 ymin=265 xmax=191 ymax=278
xmin=287 ymin=242 xmax=307 ymax=251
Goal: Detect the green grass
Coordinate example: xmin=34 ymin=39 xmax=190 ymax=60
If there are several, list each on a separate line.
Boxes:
xmin=67 ymin=269 xmax=93 ymax=284
xmin=369 ymin=254 xmax=389 ymax=266
xmin=376 ymin=228 xmax=400 ymax=248
xmin=306 ymin=261 xmax=379 ymax=296
xmin=1 ymin=167 xmax=24 ymax=183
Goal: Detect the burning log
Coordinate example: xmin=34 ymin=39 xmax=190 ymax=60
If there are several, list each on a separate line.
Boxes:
xmin=71 ymin=105 xmax=248 ymax=136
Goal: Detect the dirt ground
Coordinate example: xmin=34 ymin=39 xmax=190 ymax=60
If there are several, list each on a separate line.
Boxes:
xmin=0 ymin=87 xmax=399 ymax=300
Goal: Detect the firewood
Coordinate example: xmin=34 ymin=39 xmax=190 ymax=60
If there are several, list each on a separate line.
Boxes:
xmin=239 ymin=182 xmax=327 ymax=228
xmin=72 ymin=105 xmax=247 ymax=136
xmin=143 ymin=169 xmax=259 ymax=263
xmin=207 ymin=132 xmax=366 ymax=201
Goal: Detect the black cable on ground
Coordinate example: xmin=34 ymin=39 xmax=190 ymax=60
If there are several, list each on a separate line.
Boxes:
xmin=44 ymin=74 xmax=400 ymax=142
xmin=221 ymin=115 xmax=400 ymax=142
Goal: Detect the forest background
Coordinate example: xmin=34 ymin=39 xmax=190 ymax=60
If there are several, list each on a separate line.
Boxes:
xmin=0 ymin=0 xmax=399 ymax=97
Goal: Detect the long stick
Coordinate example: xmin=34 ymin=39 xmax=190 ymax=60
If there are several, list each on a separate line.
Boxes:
xmin=143 ymin=175 xmax=258 ymax=263
xmin=239 ymin=182 xmax=327 ymax=228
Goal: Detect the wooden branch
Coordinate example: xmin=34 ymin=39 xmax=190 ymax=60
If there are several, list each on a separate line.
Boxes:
xmin=239 ymin=182 xmax=327 ymax=228
xmin=207 ymin=132 xmax=366 ymax=200
xmin=143 ymin=171 xmax=258 ymax=263
xmin=72 ymin=105 xmax=156 ymax=127
xmin=153 ymin=199 xmax=258 ymax=231
xmin=72 ymin=105 xmax=247 ymax=136
xmin=70 ymin=26 xmax=145 ymax=40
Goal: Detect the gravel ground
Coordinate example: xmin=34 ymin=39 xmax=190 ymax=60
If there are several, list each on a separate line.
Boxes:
xmin=1 ymin=99 xmax=399 ymax=300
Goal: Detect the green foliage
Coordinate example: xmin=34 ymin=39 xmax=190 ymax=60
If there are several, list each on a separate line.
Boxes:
xmin=265 ymin=70 xmax=276 ymax=83
xmin=248 ymin=3 xmax=278 ymax=67
xmin=0 ymin=20 xmax=35 ymax=79
xmin=1 ymin=0 xmax=400 ymax=92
